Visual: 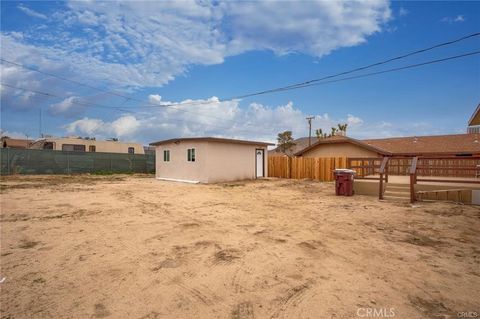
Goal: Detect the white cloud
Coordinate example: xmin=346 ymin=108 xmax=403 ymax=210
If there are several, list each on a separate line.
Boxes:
xmin=61 ymin=95 xmax=414 ymax=144
xmin=17 ymin=4 xmax=48 ymax=20
xmin=399 ymin=7 xmax=408 ymax=17
xmin=346 ymin=114 xmax=364 ymax=126
xmin=64 ymin=115 xmax=140 ymax=138
xmin=441 ymin=15 xmax=465 ymax=23
xmin=0 ymin=130 xmax=29 ymax=139
xmin=60 ymin=95 xmax=454 ymax=144
xmin=2 ymin=0 xmax=392 ymax=94
xmin=49 ymin=96 xmax=85 ymax=117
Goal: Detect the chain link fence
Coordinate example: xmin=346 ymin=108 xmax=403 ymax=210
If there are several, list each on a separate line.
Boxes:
xmin=0 ymin=148 xmax=155 ymax=175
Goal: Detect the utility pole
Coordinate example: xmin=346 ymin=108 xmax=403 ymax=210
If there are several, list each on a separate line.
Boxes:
xmin=306 ymin=116 xmax=314 ymax=146
xmin=39 ymin=108 xmax=42 ymax=138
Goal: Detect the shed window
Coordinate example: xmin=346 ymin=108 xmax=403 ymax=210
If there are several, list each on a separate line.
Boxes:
xmin=187 ymin=148 xmax=196 ymax=162
xmin=163 ymin=150 xmax=170 ymax=162
xmin=128 ymin=147 xmax=135 ymax=154
xmin=89 ymin=145 xmax=96 ymax=152
xmin=62 ymin=144 xmax=86 ymax=152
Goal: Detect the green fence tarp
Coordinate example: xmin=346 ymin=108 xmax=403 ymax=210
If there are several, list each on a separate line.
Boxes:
xmin=0 ymin=148 xmax=155 ymax=175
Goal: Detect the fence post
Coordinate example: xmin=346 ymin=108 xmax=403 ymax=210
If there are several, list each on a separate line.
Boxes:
xmin=6 ymin=148 xmax=10 ymax=175
xmin=67 ymin=152 xmax=70 ymax=174
xmin=409 ymin=157 xmax=418 ymax=203
xmin=110 ymin=154 xmax=113 ymax=172
xmin=287 ymin=156 xmax=291 ymax=179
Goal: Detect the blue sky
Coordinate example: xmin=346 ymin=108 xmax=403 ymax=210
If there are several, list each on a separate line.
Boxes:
xmin=1 ymin=0 xmax=479 ymax=144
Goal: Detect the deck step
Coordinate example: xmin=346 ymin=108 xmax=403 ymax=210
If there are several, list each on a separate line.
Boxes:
xmin=386 ymin=185 xmax=410 ymax=192
xmin=384 ymin=191 xmax=410 ymax=198
xmin=383 ymin=195 xmax=410 ymax=202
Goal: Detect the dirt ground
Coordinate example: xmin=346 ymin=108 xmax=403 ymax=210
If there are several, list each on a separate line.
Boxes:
xmin=0 ymin=175 xmax=479 ymax=319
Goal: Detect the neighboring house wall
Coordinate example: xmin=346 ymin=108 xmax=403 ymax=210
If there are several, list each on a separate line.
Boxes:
xmin=155 ymin=141 xmax=268 ymax=183
xmin=30 ymin=138 xmax=145 ymax=154
xmin=300 ymin=142 xmax=379 ymax=158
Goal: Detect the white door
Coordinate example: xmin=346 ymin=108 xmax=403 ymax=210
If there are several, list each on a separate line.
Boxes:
xmin=256 ymin=149 xmax=264 ymax=177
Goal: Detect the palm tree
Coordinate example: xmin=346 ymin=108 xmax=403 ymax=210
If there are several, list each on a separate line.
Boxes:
xmin=315 ymin=128 xmax=327 ymax=139
xmin=337 ymin=123 xmax=348 ymax=132
xmin=330 ymin=127 xmax=338 ymax=136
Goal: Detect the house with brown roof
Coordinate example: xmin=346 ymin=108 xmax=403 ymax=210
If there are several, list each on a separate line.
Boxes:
xmin=150 ymin=137 xmax=274 ymax=183
xmin=294 ymin=133 xmax=480 ymax=158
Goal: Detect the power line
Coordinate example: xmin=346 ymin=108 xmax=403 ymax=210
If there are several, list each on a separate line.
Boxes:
xmin=0 ymin=82 xmax=243 ymax=132
xmin=263 ymin=50 xmax=480 ymax=93
xmin=4 ymin=50 xmax=478 ymax=134
xmin=0 ymin=58 xmax=238 ymax=124
xmin=3 ymin=50 xmax=479 ymax=129
xmin=1 ymin=32 xmax=478 ymax=110
xmin=228 ymin=32 xmax=480 ymax=100
xmin=0 ymin=83 xmax=135 ymax=113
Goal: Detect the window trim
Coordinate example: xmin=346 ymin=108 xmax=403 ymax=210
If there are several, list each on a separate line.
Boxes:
xmin=187 ymin=148 xmax=196 ymax=162
xmin=62 ymin=144 xmax=86 ymax=152
xmin=163 ymin=149 xmax=170 ymax=162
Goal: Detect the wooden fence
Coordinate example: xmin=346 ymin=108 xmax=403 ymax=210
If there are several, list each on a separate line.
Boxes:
xmin=268 ymin=156 xmax=347 ymax=182
xmin=347 ymin=157 xmax=480 ymax=178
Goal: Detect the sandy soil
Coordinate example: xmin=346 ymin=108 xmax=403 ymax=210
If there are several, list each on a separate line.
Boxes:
xmin=0 ymin=175 xmax=479 ymax=319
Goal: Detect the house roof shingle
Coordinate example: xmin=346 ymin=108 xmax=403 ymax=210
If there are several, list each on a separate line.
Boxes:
xmin=294 ymin=135 xmax=389 ymax=156
xmin=363 ymin=133 xmax=480 ymax=156
xmin=273 ymin=133 xmax=480 ymax=157
xmin=150 ymin=137 xmax=274 ymax=147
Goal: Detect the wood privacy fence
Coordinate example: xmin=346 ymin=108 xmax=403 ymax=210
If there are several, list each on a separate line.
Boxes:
xmin=347 ymin=157 xmax=480 ymax=178
xmin=268 ymin=156 xmax=347 ymax=181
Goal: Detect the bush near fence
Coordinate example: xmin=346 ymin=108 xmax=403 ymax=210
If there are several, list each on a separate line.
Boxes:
xmin=0 ymin=148 xmax=155 ymax=175
xmin=268 ymin=156 xmax=347 ymax=182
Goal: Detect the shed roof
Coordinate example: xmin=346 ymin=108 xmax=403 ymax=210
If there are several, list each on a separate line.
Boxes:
xmin=150 ymin=137 xmax=274 ymax=147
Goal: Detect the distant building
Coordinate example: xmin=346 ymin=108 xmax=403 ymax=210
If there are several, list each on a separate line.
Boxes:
xmin=1 ymin=137 xmax=33 ymax=149
xmin=468 ymin=103 xmax=480 ymax=133
xmin=29 ymin=136 xmax=145 ymax=154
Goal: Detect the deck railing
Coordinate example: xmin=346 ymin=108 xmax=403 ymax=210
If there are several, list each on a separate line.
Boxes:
xmin=348 ymin=156 xmax=480 ymax=202
xmin=409 ymin=156 xmax=480 ymax=203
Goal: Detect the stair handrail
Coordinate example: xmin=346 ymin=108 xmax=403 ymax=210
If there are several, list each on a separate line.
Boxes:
xmin=378 ymin=157 xmax=389 ymax=200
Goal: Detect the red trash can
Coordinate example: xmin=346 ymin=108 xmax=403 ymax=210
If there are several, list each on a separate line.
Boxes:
xmin=333 ymin=169 xmax=355 ymax=196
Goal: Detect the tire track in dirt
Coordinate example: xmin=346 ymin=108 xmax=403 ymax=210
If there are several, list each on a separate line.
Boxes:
xmin=269 ymin=281 xmax=314 ymax=319
xmin=231 ymin=262 xmax=254 ymax=294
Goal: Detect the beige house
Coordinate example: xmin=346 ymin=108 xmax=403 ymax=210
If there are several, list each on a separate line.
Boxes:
xmin=294 ymin=134 xmax=480 ymax=158
xmin=29 ymin=137 xmax=145 ymax=154
xmin=150 ymin=137 xmax=274 ymax=183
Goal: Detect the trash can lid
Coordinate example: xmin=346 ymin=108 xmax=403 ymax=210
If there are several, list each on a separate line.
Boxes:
xmin=333 ymin=169 xmax=356 ymax=174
